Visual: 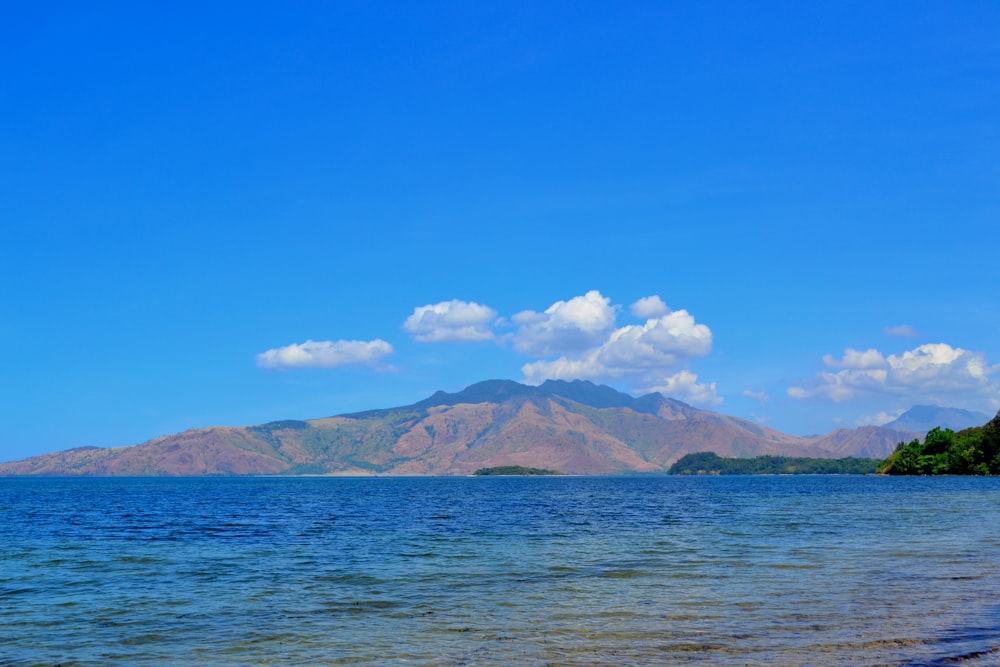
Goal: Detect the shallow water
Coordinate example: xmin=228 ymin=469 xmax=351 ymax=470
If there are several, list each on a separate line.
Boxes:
xmin=1 ymin=475 xmax=999 ymax=666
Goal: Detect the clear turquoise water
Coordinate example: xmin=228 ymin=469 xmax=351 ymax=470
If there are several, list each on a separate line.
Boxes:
xmin=2 ymin=475 xmax=1000 ymax=666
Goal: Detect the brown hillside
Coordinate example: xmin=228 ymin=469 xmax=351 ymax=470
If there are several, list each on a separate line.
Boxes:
xmin=0 ymin=380 xmax=910 ymax=476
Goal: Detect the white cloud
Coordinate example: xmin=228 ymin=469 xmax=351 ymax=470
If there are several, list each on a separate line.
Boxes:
xmin=884 ymin=324 xmax=919 ymax=338
xmin=258 ymin=290 xmax=723 ymax=405
xmin=823 ymin=348 xmax=886 ymax=370
xmin=403 ymin=300 xmax=497 ymax=343
xmin=742 ymin=389 xmax=769 ymax=407
xmin=600 ymin=310 xmax=712 ymax=368
xmin=789 ymin=343 xmax=999 ymax=407
xmin=256 ymin=339 xmax=394 ymax=370
xmin=637 ymin=370 xmax=723 ymax=407
xmin=520 ymin=309 xmax=714 ymax=397
xmin=511 ymin=290 xmax=618 ymax=356
xmin=856 ymin=408 xmax=905 ymax=427
xmin=630 ymin=295 xmax=669 ymax=319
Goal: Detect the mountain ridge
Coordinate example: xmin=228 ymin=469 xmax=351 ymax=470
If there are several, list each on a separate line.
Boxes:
xmin=884 ymin=405 xmax=990 ymax=434
xmin=0 ymin=379 xmax=925 ymax=476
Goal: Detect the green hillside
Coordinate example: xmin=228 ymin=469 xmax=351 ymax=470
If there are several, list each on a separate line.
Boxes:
xmin=878 ymin=410 xmax=1000 ymax=475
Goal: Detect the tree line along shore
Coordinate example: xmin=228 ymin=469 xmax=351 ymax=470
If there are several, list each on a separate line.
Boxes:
xmin=877 ymin=409 xmax=1000 ymax=475
xmin=671 ymin=409 xmax=1000 ymax=476
xmin=477 ymin=410 xmax=1000 ymax=476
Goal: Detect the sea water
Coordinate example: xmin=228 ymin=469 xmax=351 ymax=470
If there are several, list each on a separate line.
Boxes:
xmin=2 ymin=475 xmax=999 ymax=666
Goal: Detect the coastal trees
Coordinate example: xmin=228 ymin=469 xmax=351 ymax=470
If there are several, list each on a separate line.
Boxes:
xmin=668 ymin=452 xmax=880 ymax=475
xmin=879 ymin=411 xmax=1000 ymax=475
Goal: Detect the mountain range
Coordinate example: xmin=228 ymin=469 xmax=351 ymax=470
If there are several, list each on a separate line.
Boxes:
xmin=0 ymin=379 xmax=940 ymax=476
xmin=883 ymin=405 xmax=990 ymax=434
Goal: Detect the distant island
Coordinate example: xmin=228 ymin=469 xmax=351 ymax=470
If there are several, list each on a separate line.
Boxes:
xmin=669 ymin=452 xmax=880 ymax=475
xmin=473 ymin=466 xmax=564 ymax=476
xmin=2 ymin=379 xmax=980 ymax=478
xmin=879 ymin=409 xmax=1000 ymax=475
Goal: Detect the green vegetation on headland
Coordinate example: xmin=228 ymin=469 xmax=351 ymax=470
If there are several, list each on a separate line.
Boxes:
xmin=668 ymin=452 xmax=881 ymax=475
xmin=879 ymin=410 xmax=1000 ymax=475
xmin=671 ymin=410 xmax=1000 ymax=476
xmin=473 ymin=465 xmax=565 ymax=476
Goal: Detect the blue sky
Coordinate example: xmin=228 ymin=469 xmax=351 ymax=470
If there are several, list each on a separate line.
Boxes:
xmin=2 ymin=2 xmax=998 ymax=461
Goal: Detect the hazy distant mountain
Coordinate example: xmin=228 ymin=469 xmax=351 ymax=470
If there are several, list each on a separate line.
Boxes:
xmin=0 ymin=380 xmax=925 ymax=476
xmin=805 ymin=426 xmax=922 ymax=459
xmin=884 ymin=405 xmax=990 ymax=434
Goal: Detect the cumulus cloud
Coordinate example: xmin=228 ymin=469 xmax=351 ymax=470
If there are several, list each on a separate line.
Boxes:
xmin=600 ymin=309 xmax=712 ymax=367
xmin=259 ymin=290 xmax=722 ymax=405
xmin=256 ymin=339 xmax=394 ymax=370
xmin=884 ymin=324 xmax=919 ymax=338
xmin=637 ymin=370 xmax=723 ymax=407
xmin=520 ymin=308 xmax=714 ymax=401
xmin=788 ymin=343 xmax=999 ymax=407
xmin=822 ymin=348 xmax=886 ymax=370
xmin=511 ymin=290 xmax=618 ymax=356
xmin=403 ymin=300 xmax=498 ymax=342
xmin=856 ymin=409 xmax=905 ymax=427
xmin=630 ymin=295 xmax=669 ymax=319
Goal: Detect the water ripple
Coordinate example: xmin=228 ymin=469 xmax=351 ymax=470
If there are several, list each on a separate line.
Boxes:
xmin=2 ymin=475 xmax=1000 ymax=665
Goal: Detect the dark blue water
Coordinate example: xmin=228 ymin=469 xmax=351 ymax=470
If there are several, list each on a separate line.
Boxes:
xmin=2 ymin=475 xmax=999 ymax=666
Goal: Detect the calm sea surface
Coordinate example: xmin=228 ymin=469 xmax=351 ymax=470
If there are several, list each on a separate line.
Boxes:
xmin=2 ymin=475 xmax=1000 ymax=666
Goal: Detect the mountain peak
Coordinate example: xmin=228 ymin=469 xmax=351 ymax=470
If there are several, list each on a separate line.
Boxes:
xmin=538 ymin=379 xmax=642 ymax=409
xmin=416 ymin=379 xmax=540 ymax=408
xmin=885 ymin=405 xmax=990 ymax=433
xmin=416 ymin=378 xmax=681 ymax=416
xmin=1 ymin=377 xmax=914 ymax=476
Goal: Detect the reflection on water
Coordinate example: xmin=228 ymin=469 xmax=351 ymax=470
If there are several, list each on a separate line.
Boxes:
xmin=1 ymin=475 xmax=999 ymax=666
